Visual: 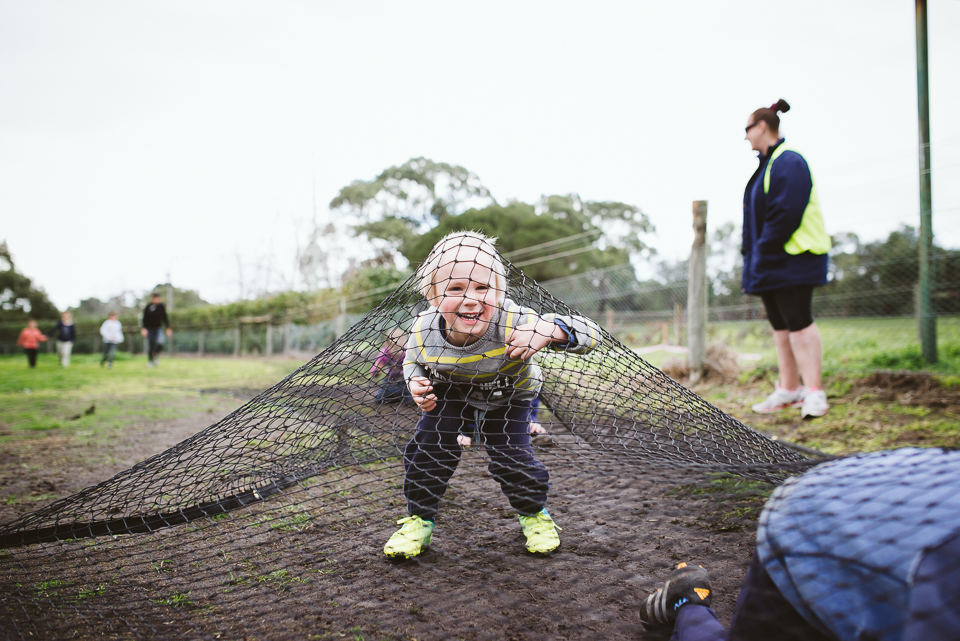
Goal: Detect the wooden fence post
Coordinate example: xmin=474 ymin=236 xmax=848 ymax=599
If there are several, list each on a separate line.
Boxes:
xmin=340 ymin=297 xmax=348 ymax=337
xmin=674 ymin=303 xmax=683 ymax=346
xmin=687 ymin=200 xmax=708 ymax=384
xmin=265 ymin=323 xmax=274 ymax=357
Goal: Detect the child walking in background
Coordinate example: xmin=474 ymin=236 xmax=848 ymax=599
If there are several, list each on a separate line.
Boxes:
xmin=17 ymin=320 xmax=47 ymax=368
xmin=48 ymin=311 xmax=76 ymax=368
xmin=370 ymin=328 xmax=412 ymax=404
xmin=384 ymin=231 xmax=601 ymax=559
xmin=99 ymin=312 xmax=124 ymax=368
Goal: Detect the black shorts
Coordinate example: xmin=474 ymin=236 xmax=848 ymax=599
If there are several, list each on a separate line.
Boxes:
xmin=759 ymin=285 xmax=814 ymax=332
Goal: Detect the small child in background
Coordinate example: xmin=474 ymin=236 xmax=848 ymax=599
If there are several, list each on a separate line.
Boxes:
xmin=99 ymin=312 xmax=125 ymax=369
xmin=17 ymin=320 xmax=48 ymax=368
xmin=384 ymin=231 xmax=600 ymax=560
xmin=370 ymin=328 xmax=412 ymax=404
xmin=48 ymin=311 xmax=76 ymax=368
xmin=458 ymin=396 xmax=545 ymax=449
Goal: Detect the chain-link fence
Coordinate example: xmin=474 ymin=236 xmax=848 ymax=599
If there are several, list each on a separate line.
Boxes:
xmin=540 ymin=230 xmax=960 ymax=374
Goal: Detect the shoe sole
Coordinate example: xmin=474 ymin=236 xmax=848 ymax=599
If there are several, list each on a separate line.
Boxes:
xmin=385 ymin=545 xmax=429 ymax=560
xmin=801 ymin=409 xmax=828 ymax=420
xmin=751 ymin=401 xmax=803 ymax=414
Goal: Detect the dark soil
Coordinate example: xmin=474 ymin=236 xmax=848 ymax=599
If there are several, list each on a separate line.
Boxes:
xmin=853 ymin=370 xmax=960 ymax=412
xmin=0 ymin=389 xmax=769 ymax=641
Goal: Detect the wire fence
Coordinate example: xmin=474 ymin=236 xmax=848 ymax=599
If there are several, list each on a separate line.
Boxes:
xmin=540 ymin=241 xmax=960 ymax=373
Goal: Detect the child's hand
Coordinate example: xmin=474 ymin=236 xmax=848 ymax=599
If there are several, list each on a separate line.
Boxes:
xmin=529 ymin=421 xmax=545 ymax=435
xmin=409 ymin=376 xmax=437 ymax=411
xmin=457 ymin=434 xmax=472 ymax=449
xmin=506 ymin=318 xmax=567 ymax=360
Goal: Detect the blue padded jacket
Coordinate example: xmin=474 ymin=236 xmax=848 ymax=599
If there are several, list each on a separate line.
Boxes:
xmin=756 ymin=448 xmax=960 ymax=641
xmin=742 ymin=138 xmax=829 ymax=294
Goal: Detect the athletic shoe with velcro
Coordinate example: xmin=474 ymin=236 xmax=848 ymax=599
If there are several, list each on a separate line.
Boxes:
xmin=518 ymin=508 xmax=561 ymax=554
xmin=384 ymin=515 xmax=433 ymax=559
xmin=800 ymin=389 xmax=829 ymax=419
xmin=750 ymin=382 xmax=804 ymax=414
xmin=643 ymin=563 xmax=713 ymax=629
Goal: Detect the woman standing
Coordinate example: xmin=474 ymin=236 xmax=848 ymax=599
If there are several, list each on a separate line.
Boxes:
xmin=743 ymin=99 xmax=831 ymax=419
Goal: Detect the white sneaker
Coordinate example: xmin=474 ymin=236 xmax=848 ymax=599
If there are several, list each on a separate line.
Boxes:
xmin=800 ymin=389 xmax=829 ymax=419
xmin=751 ymin=382 xmax=804 ymax=414
xmin=146 ymin=361 xmax=154 ymax=369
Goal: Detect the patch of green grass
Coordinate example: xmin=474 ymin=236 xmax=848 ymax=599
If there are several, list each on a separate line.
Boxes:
xmin=0 ymin=354 xmax=297 ymax=438
xmin=34 ymin=578 xmax=71 ymax=597
xmin=152 ymin=591 xmax=195 ymax=608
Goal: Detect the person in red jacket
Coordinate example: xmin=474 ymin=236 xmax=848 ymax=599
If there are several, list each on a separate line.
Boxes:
xmin=16 ymin=319 xmax=48 ymax=368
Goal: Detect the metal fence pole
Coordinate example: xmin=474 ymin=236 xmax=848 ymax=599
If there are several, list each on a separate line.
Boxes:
xmin=916 ymin=0 xmax=937 ymax=363
xmin=687 ymin=201 xmax=708 ymax=383
xmin=198 ymin=331 xmax=205 ymax=357
xmin=265 ymin=324 xmax=273 ymax=357
xmin=233 ymin=325 xmax=241 ymax=357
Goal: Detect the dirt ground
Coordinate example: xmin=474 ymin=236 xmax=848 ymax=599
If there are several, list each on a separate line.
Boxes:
xmin=2 ymin=370 xmax=953 ymax=640
xmin=1 ymin=387 xmax=771 ymax=641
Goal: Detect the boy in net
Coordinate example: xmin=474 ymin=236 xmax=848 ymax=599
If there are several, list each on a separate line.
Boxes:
xmin=384 ymin=231 xmax=601 ymax=559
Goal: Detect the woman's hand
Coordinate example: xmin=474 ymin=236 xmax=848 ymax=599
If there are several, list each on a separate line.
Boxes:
xmin=408 ymin=376 xmax=437 ymax=411
xmin=505 ymin=318 xmax=566 ymax=360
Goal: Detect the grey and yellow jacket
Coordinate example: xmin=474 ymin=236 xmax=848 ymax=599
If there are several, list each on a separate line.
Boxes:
xmin=403 ymin=298 xmax=601 ymax=411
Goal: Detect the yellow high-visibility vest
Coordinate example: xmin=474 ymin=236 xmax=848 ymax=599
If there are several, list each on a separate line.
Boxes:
xmin=763 ymin=146 xmax=831 ymax=255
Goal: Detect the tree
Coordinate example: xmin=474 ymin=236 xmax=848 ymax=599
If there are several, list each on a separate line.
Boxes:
xmin=405 ymin=198 xmax=652 ymax=282
xmin=329 ymin=157 xmax=495 ymax=262
xmin=0 ymin=241 xmax=60 ymax=323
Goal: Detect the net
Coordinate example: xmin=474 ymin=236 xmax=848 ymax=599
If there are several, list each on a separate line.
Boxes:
xmin=0 ymin=237 xmax=822 ymax=640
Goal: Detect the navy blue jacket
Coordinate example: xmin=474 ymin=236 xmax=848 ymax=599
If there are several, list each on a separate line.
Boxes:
xmin=49 ymin=321 xmax=76 ymax=342
xmin=757 ymin=448 xmax=960 ymax=641
xmin=742 ymin=139 xmax=828 ymax=294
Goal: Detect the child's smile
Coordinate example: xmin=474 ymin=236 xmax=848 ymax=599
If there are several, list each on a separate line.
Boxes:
xmin=430 ymin=250 xmax=500 ymax=347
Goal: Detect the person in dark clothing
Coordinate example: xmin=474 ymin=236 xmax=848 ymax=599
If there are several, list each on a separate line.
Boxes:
xmin=742 ymin=99 xmax=831 ymax=420
xmin=643 ymin=448 xmax=960 ymax=641
xmin=140 ymin=292 xmax=172 ymax=368
xmin=48 ymin=311 xmax=77 ymax=368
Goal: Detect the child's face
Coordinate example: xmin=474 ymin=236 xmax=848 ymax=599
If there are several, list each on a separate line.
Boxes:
xmin=28 ymin=320 xmax=37 ymax=328
xmin=431 ymin=249 xmax=500 ymax=347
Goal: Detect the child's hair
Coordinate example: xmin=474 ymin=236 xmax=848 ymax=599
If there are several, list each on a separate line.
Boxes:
xmin=417 ymin=231 xmax=507 ymax=302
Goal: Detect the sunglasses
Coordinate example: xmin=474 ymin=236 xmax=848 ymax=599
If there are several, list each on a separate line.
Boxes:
xmin=745 ymin=120 xmax=763 ymax=133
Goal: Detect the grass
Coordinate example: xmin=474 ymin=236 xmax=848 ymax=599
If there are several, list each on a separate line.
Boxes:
xmin=628 ymin=317 xmax=960 ymax=376
xmin=0 ymin=353 xmax=297 ymax=440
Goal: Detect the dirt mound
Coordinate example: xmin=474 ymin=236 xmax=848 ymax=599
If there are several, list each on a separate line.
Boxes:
xmin=853 ymin=371 xmax=960 ymax=411
xmin=661 ymin=343 xmax=741 ymax=385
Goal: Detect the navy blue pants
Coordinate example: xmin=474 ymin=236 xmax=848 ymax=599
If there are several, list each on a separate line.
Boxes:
xmin=671 ymin=551 xmax=831 ymax=641
xmin=403 ymin=392 xmax=549 ymax=520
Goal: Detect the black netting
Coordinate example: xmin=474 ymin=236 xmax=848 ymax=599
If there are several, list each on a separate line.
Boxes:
xmin=1 ymin=238 xmax=833 ymax=640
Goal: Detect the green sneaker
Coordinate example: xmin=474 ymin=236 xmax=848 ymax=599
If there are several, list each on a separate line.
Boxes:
xmin=384 ymin=515 xmax=434 ymax=559
xmin=518 ymin=508 xmax=561 ymax=554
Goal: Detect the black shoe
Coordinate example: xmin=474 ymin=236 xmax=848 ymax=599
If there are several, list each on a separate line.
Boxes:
xmin=643 ymin=563 xmax=713 ymax=628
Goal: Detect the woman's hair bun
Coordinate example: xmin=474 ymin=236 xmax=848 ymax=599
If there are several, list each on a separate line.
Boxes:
xmin=771 ymin=99 xmax=791 ymax=114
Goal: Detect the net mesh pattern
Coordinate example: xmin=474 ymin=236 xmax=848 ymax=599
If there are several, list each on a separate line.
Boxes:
xmin=0 ymin=242 xmax=824 ymax=640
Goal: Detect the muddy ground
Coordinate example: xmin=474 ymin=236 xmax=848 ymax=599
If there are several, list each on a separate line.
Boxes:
xmin=1 ymin=372 xmax=953 ymax=641
xmin=0 ymin=388 xmax=771 ymax=641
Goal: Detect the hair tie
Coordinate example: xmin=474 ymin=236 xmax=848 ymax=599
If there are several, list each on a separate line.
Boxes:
xmin=770 ymin=103 xmax=780 ymax=112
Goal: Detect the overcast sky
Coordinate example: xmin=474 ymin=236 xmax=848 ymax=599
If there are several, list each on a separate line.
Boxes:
xmin=2 ymin=1 xmax=959 ymax=309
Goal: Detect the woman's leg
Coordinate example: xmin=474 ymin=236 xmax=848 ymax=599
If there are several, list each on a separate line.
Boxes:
xmin=403 ymin=395 xmax=468 ymax=520
xmin=481 ymin=400 xmax=550 ymax=516
xmin=789 ymin=324 xmax=822 ymax=391
xmin=772 ymin=330 xmax=800 ymax=390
